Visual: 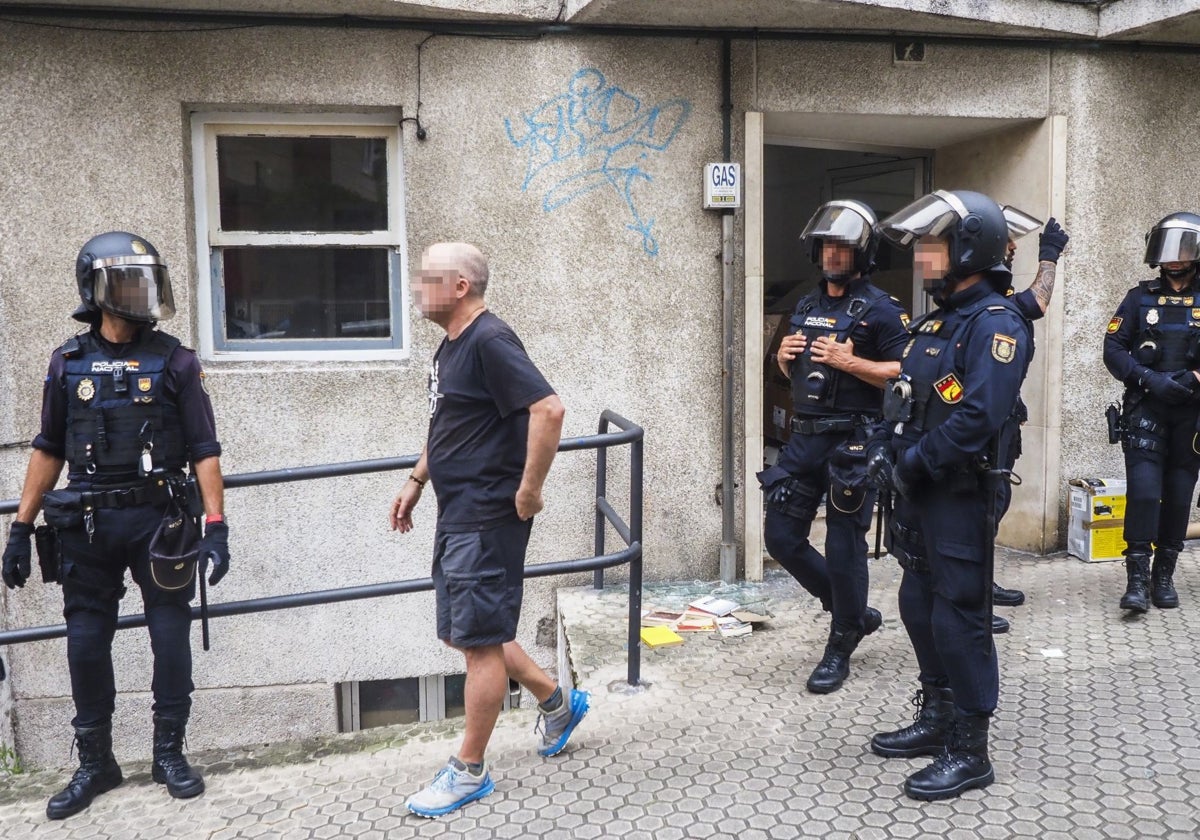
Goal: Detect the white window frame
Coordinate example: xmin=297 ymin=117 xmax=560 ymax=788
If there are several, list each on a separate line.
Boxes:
xmin=191 ymin=111 xmax=410 ymax=362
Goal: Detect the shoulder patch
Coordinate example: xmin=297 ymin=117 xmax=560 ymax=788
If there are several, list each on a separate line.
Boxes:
xmin=934 ymin=373 xmax=964 ymax=404
xmin=1107 ymin=316 xmax=1123 ymax=334
xmin=992 ymin=334 xmax=1017 ymax=364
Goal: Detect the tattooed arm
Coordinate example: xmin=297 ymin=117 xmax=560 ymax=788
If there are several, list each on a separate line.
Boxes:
xmin=1028 ymin=259 xmax=1058 ymax=314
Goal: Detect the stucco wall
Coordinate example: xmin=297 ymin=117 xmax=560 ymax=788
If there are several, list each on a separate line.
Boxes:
xmin=0 ymin=22 xmax=724 ymax=767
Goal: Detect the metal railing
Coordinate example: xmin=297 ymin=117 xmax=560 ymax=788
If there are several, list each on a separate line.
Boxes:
xmin=0 ymin=410 xmax=644 ymax=685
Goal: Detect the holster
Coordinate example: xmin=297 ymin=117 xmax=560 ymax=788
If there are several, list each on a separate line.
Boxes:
xmin=34 ymin=525 xmax=60 ymax=584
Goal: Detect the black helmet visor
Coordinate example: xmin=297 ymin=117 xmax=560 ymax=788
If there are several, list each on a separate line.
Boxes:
xmin=800 ymin=201 xmax=874 ymax=249
xmin=1145 ymin=225 xmax=1200 ymax=265
xmin=93 ymin=257 xmax=175 ymax=322
xmin=880 ymin=192 xmax=962 ymax=248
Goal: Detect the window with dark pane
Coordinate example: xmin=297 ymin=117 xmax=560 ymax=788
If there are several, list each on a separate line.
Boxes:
xmin=221 ymin=247 xmax=390 ymax=340
xmin=444 ymin=674 xmax=467 ymax=720
xmin=217 ymin=136 xmax=388 ymax=232
xmin=358 ymin=678 xmax=420 ymax=729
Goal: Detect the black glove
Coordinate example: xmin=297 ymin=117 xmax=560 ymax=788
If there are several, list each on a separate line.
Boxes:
xmin=1141 ymin=368 xmax=1194 ymax=406
xmin=1038 ymin=217 xmax=1069 ymax=262
xmin=198 ymin=520 xmax=230 ymax=586
xmin=865 ymin=444 xmax=896 ymax=494
xmin=893 ymin=449 xmax=925 ymax=500
xmin=3 ymin=521 xmax=35 ymax=589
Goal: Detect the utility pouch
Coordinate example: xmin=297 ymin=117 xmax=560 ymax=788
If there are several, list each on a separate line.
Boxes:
xmin=182 ymin=475 xmax=204 ymax=518
xmin=148 ymin=501 xmax=200 ymax=591
xmin=882 ymin=379 xmax=914 ymax=423
xmin=828 ymin=440 xmax=869 ymax=514
xmin=34 ymin=525 xmax=61 ymax=583
xmin=41 ymin=489 xmax=85 ymax=530
xmin=1106 ymin=401 xmax=1123 ymax=445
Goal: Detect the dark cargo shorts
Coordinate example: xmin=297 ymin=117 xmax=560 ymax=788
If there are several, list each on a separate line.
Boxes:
xmin=433 ymin=518 xmax=532 ymax=649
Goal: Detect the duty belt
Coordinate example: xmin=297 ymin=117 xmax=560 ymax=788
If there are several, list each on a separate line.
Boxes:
xmin=80 ymin=481 xmax=174 ymax=510
xmin=790 ymin=414 xmax=876 ymax=435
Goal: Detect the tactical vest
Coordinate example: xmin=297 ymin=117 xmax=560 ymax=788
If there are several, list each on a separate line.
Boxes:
xmin=1131 ymin=280 xmax=1200 ymax=373
xmin=788 ymin=284 xmax=892 ymax=416
xmin=884 ymin=294 xmax=1026 ymax=451
xmin=63 ymin=330 xmax=187 ymax=481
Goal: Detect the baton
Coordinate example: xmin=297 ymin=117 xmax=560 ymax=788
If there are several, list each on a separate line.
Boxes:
xmin=199 ymin=553 xmax=211 ymax=652
xmin=874 ymin=490 xmax=886 ymax=560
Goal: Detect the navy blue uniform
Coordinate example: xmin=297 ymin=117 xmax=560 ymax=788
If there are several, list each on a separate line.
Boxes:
xmin=995 ymin=288 xmax=1043 ymax=521
xmin=34 ymin=327 xmax=220 ymax=728
xmin=885 ymin=282 xmax=1031 ymax=715
xmin=759 ymin=278 xmax=909 ymax=633
xmin=1103 ymin=278 xmax=1200 ymax=555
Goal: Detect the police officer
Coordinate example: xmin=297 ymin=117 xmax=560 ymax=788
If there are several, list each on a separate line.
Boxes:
xmin=1103 ymin=212 xmax=1200 ymax=612
xmin=1 ymin=232 xmax=230 ymax=820
xmin=866 ymin=190 xmax=1032 ymax=800
xmin=983 ymin=207 xmax=1071 ymax=633
xmin=758 ymin=200 xmax=910 ymax=694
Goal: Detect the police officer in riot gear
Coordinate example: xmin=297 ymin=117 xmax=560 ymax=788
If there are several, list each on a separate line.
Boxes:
xmin=1 ymin=232 xmax=230 ymax=820
xmin=866 ymin=190 xmax=1032 ymax=800
xmin=1103 ymin=212 xmax=1200 ymax=612
xmin=758 ymin=200 xmax=910 ymax=694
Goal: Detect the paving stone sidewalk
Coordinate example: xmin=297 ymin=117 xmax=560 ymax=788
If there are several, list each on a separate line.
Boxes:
xmin=2 ymin=548 xmax=1199 ymax=839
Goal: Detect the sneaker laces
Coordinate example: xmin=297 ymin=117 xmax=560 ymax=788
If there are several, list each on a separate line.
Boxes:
xmin=427 ymin=766 xmax=456 ymax=793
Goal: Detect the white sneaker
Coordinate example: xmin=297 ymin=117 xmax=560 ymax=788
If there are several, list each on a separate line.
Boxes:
xmin=405 ymin=757 xmax=495 ymax=818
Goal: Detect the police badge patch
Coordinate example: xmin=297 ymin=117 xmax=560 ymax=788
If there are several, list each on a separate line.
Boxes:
xmin=138 ymin=377 xmax=152 ymax=392
xmin=1107 ymin=317 xmax=1123 ymax=334
xmin=76 ymin=378 xmax=95 ymax=402
xmin=934 ymin=373 xmax=964 ymax=404
xmin=991 ymin=334 xmax=1017 ymax=364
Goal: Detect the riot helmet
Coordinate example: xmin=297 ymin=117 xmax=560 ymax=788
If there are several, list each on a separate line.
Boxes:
xmin=75 ymin=231 xmax=175 ymax=324
xmin=1144 ymin=212 xmax=1200 ymax=282
xmin=800 ymin=200 xmax=880 ymax=283
xmin=881 ymin=190 xmax=1009 ymax=299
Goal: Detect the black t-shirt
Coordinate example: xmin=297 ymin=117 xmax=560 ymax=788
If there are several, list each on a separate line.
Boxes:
xmin=426 ymin=312 xmax=555 ymax=532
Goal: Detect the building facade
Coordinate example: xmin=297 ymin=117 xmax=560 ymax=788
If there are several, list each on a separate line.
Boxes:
xmin=2 ymin=0 xmax=1199 ymax=767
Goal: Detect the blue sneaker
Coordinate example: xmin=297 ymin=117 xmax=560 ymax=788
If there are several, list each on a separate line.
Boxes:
xmin=405 ymin=757 xmax=495 ymax=818
xmin=536 ymin=688 xmax=590 ymax=757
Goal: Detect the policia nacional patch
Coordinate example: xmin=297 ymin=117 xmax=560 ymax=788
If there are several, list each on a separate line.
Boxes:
xmin=1107 ymin=317 xmax=1122 ymax=334
xmin=991 ymin=334 xmax=1017 ymax=364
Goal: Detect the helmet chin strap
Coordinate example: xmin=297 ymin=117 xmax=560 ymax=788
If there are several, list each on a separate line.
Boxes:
xmin=822 ymin=270 xmax=858 ymax=286
xmin=1163 ymin=264 xmax=1198 ymax=282
xmin=926 ymin=273 xmax=960 ymax=305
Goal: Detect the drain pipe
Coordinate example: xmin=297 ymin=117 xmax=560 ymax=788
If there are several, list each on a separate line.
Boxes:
xmin=719 ymin=36 xmax=737 ymax=584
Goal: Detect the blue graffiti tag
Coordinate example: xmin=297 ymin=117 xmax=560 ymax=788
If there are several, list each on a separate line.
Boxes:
xmin=504 ymin=68 xmax=692 ymax=256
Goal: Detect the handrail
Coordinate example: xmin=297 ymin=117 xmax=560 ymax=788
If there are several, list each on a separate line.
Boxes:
xmin=0 ymin=411 xmax=645 ymax=686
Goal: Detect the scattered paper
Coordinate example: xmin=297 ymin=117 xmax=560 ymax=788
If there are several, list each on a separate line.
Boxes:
xmin=1040 ymin=648 xmax=1064 ymax=658
xmin=688 ymin=596 xmax=740 ymax=616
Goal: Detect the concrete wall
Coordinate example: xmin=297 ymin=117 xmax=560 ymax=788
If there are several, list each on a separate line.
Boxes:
xmin=0 ymin=22 xmax=724 ymax=768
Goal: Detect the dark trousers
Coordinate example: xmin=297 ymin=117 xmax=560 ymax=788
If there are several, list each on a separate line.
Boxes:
xmin=1122 ymin=401 xmax=1200 ymax=553
xmin=58 ymin=503 xmax=195 ymax=729
xmin=764 ymin=429 xmax=874 ymax=633
xmin=894 ymin=487 xmax=997 ymax=715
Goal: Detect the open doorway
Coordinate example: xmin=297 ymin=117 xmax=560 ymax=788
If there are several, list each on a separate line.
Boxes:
xmin=762 ymin=144 xmax=929 ymax=452
xmin=744 ymin=112 xmax=1067 ymax=580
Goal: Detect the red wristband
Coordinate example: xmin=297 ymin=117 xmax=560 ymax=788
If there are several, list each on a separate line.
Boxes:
xmin=205 ymin=514 xmax=225 ymax=525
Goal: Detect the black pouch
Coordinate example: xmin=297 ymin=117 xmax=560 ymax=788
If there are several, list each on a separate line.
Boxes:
xmin=148 ymin=502 xmax=200 ymax=591
xmin=41 ymin=489 xmax=85 ymax=530
xmin=828 ymin=439 xmax=869 ymax=514
xmin=35 ymin=525 xmax=61 ymax=583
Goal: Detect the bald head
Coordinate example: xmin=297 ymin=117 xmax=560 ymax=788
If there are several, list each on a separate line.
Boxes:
xmin=424 ymin=242 xmax=489 ymax=299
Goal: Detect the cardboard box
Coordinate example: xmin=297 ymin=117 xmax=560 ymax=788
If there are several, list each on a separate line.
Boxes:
xmin=1067 ymin=478 xmax=1127 ymax=562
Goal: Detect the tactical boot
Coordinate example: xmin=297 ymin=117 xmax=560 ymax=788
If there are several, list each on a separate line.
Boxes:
xmin=1120 ymin=552 xmax=1152 ymax=613
xmin=46 ymin=724 xmax=123 ymax=820
xmin=1151 ymin=548 xmax=1180 ymax=609
xmin=992 ymin=581 xmax=1025 ymax=607
xmin=903 ymin=711 xmax=994 ymax=801
xmin=871 ymin=683 xmax=954 ymax=758
xmin=806 ymin=608 xmax=877 ymax=695
xmin=151 ymin=716 xmax=205 ymax=799
xmin=991 ymin=614 xmax=1010 ymax=635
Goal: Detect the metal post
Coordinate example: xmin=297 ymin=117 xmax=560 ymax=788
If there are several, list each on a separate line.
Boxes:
xmin=627 ymin=435 xmax=644 ymax=686
xmin=594 ymin=415 xmax=608 ymax=590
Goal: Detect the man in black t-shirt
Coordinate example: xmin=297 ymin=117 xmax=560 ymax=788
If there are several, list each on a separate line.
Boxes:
xmin=390 ymin=242 xmax=588 ymax=818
